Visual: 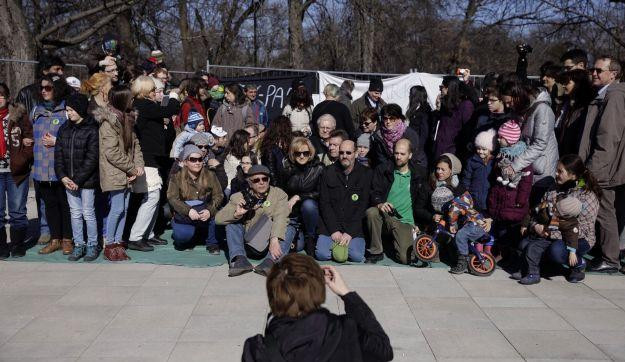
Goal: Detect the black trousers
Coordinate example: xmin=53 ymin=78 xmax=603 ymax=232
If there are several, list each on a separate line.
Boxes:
xmin=37 ymin=181 xmax=72 ymax=239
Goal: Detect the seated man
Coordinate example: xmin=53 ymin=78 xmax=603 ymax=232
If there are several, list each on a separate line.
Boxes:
xmin=366 ymin=139 xmax=431 ymax=264
xmin=216 ymin=165 xmax=291 ymax=277
xmin=316 ymin=140 xmax=372 ymax=262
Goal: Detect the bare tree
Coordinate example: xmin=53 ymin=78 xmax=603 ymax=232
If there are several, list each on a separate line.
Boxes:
xmin=288 ymin=0 xmax=315 ymax=68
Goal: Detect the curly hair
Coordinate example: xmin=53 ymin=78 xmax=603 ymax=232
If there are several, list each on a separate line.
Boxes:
xmin=260 ymin=115 xmax=293 ymax=159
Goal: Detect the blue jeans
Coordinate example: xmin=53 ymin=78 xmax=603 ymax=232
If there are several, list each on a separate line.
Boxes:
xmin=34 ymin=179 xmax=50 ymax=235
xmin=316 ymin=234 xmax=365 ymax=262
xmin=0 ymin=173 xmax=29 ymax=230
xmin=106 ymin=189 xmax=129 ymax=244
xmin=225 ymin=222 xmax=298 ymax=262
xmin=207 ymin=218 xmax=218 ymax=247
xmin=172 ymin=219 xmax=210 ymax=249
xmin=66 ymin=188 xmax=98 ymax=247
xmin=548 ymin=238 xmax=590 ymax=269
xmin=455 ymin=222 xmax=489 ymax=256
xmin=299 ymin=199 xmax=319 ymax=237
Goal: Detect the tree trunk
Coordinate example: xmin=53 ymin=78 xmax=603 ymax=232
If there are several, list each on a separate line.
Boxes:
xmin=116 ymin=8 xmax=139 ymax=63
xmin=0 ymin=0 xmax=37 ymax=92
xmin=178 ymin=0 xmax=194 ymax=71
xmin=288 ymin=0 xmax=304 ymax=68
xmin=354 ymin=0 xmax=374 ymax=72
xmin=448 ymin=0 xmax=480 ymax=71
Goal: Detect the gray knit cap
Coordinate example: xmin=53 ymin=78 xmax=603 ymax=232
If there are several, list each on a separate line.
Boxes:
xmin=557 ymin=197 xmax=582 ymax=219
xmin=179 ymin=144 xmax=202 ymax=161
xmin=190 ymin=132 xmax=215 ymax=147
xmin=431 ymin=186 xmax=454 ymax=213
xmin=357 ymin=133 xmax=370 ymax=148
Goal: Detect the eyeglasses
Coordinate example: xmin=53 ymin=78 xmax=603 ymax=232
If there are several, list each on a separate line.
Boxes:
xmin=487 ymin=98 xmax=500 ymax=103
xmin=40 ymin=85 xmax=53 ymax=92
xmin=361 ymin=120 xmax=374 ymax=127
xmin=240 ymin=161 xmax=252 ymax=165
xmin=295 ymin=151 xmax=311 ymax=157
xmin=339 ymin=151 xmax=353 ymax=155
xmin=196 ymin=145 xmax=209 ymax=149
xmin=319 ymin=126 xmax=334 ymax=131
xmin=249 ymin=176 xmax=269 ymax=184
xmin=589 ymin=68 xmax=611 ymax=74
xmin=187 ymin=157 xmax=203 ymax=163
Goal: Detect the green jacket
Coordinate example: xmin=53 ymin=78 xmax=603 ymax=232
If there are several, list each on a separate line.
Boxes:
xmin=216 ymin=186 xmax=289 ymax=240
xmin=167 ymin=167 xmax=224 ymax=217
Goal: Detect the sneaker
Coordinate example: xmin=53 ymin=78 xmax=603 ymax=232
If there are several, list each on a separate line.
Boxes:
xmin=206 ymin=244 xmax=220 ymax=255
xmin=254 ymin=258 xmax=274 ymax=277
xmin=519 ymin=274 xmax=540 ymax=285
xmin=127 ymin=239 xmax=154 ymax=252
xmin=509 ymin=271 xmax=522 ymax=280
xmin=147 ymin=236 xmax=168 ymax=245
xmin=228 ymin=256 xmax=254 ymax=277
xmin=449 ymin=255 xmax=468 ymax=274
xmin=68 ymin=245 xmax=85 ymax=261
xmin=84 ymin=245 xmax=100 ymax=262
xmin=566 ymin=269 xmax=585 ymax=283
xmin=364 ymin=253 xmax=384 ymax=264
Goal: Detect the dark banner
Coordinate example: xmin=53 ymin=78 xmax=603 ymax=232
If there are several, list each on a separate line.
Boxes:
xmin=223 ymin=71 xmax=317 ymax=122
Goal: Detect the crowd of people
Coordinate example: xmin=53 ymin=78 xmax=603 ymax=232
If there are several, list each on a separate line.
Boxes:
xmin=0 ymin=42 xmax=624 ymax=287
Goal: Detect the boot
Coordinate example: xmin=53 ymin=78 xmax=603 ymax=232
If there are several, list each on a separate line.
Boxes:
xmin=10 ymin=228 xmax=27 ymax=258
xmin=37 ymin=233 xmax=51 ymax=245
xmin=0 ymin=228 xmax=9 ymax=259
xmin=38 ymin=239 xmax=61 ymax=254
xmin=450 ymin=255 xmax=469 ymax=274
xmin=304 ymin=235 xmax=316 ymax=257
xmin=61 ymin=239 xmax=74 ymax=255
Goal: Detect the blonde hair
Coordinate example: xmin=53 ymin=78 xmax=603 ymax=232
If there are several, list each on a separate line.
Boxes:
xmin=131 ymin=75 xmax=155 ymax=99
xmin=80 ymin=73 xmax=111 ymax=96
xmin=288 ymin=137 xmax=316 ymax=163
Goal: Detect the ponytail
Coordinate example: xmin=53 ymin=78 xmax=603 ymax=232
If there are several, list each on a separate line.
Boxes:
xmin=581 ymin=168 xmax=603 ymax=200
xmin=559 ymin=154 xmax=602 ymax=199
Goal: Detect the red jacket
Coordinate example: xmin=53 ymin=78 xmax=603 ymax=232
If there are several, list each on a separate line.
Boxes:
xmin=487 ymin=165 xmax=533 ymax=222
xmin=177 ymin=96 xmax=208 ymax=130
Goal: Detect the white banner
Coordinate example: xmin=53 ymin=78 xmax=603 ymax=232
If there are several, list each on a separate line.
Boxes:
xmin=316 ymin=71 xmax=443 ymax=113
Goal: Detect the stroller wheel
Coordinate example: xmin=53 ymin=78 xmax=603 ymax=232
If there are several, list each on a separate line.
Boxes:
xmin=414 ymin=235 xmax=438 ymax=262
xmin=468 ymin=252 xmax=496 ymax=276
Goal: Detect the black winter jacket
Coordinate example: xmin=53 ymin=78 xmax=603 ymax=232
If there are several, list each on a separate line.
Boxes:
xmin=369 ymin=126 xmax=425 ymax=169
xmin=16 ymin=83 xmax=40 ymax=115
xmin=54 ymin=117 xmax=99 ymax=189
xmin=261 ymin=146 xmax=287 ymax=187
xmin=280 ymin=159 xmax=324 ymax=216
xmin=242 ymin=292 xmax=393 ymax=362
xmin=311 ymin=100 xmax=356 ymax=140
xmin=318 ymin=162 xmax=372 ymax=238
xmin=408 ymin=109 xmax=432 ymax=168
xmin=133 ymin=97 xmax=180 ymax=167
xmin=371 ymin=162 xmax=432 ymax=226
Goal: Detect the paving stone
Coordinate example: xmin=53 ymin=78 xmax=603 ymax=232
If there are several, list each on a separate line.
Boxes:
xmin=0 ymin=314 xmax=35 ymax=344
xmin=483 ymin=307 xmax=573 ymax=330
xmin=555 ymin=308 xmax=625 ymax=331
xmin=76 ymin=270 xmax=153 ymax=287
xmin=458 ymin=279 xmax=535 ymax=298
xmin=192 ymin=295 xmax=268 ymax=316
xmin=503 ymin=330 xmax=609 ymax=360
xmin=0 ymin=341 xmax=90 ymax=359
xmin=168 ymin=342 xmax=244 ymax=362
xmin=107 ymin=305 xmax=195 ymax=329
xmin=127 ymin=285 xmax=203 ymax=306
xmin=395 ymin=279 xmax=469 ymax=298
xmin=472 ymin=296 xmax=546 ymax=308
xmin=178 ymin=314 xmax=265 ymax=342
xmin=79 ymin=341 xmax=175 ymax=360
xmin=55 ymin=286 xmax=136 ymax=306
xmin=423 ymin=328 xmax=520 ymax=359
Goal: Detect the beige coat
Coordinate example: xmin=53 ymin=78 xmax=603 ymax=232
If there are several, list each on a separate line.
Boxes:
xmin=216 ymin=186 xmax=289 ymax=240
xmin=93 ymin=106 xmax=144 ymax=192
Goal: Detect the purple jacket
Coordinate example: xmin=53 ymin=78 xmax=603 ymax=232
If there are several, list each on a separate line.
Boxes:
xmin=487 ymin=164 xmax=533 ymax=221
xmin=433 ymin=100 xmax=474 ymax=160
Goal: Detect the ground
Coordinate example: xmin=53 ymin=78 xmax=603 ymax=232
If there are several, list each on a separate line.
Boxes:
xmin=1 ymin=261 xmax=625 ymax=361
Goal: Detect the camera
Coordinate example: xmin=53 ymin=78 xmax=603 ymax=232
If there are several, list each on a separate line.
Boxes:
xmin=241 ymin=189 xmax=264 ymax=210
xmin=516 ymin=43 xmax=533 ymax=56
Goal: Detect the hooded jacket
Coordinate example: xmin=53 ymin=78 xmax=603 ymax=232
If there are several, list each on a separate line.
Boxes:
xmin=54 ymin=116 xmax=99 ymax=189
xmin=242 ymin=292 xmax=393 ymax=362
xmin=461 ymin=154 xmax=494 ymax=212
xmin=3 ymin=104 xmax=34 ymax=185
xmin=585 ymin=83 xmax=625 ymax=187
xmin=511 ymin=90 xmax=559 ymax=183
xmin=93 ymin=106 xmax=144 ymax=192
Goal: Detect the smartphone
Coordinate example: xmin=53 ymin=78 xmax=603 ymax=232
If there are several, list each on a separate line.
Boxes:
xmin=161 ymin=95 xmax=170 ymax=107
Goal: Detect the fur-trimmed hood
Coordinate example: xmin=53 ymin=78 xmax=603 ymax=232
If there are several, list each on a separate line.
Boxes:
xmin=6 ymin=103 xmax=27 ymax=123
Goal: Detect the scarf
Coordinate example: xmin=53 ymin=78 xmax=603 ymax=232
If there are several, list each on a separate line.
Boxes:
xmin=381 ymin=121 xmax=407 ymax=153
xmin=0 ymin=107 xmax=8 ymax=158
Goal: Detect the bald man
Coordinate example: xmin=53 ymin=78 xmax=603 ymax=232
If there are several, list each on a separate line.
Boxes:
xmin=316 ymin=140 xmax=372 ymax=263
xmin=366 ymin=139 xmax=432 ymax=264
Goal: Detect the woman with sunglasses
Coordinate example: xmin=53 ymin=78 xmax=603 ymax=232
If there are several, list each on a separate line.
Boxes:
xmin=32 ymin=75 xmax=74 ymax=255
xmin=167 ymin=144 xmax=223 ymax=251
xmin=280 ymin=137 xmax=325 ymax=256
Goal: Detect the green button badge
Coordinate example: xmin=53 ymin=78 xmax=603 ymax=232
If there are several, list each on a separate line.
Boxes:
xmin=351 ymin=193 xmax=359 ymax=201
xmin=52 ymin=118 xmax=60 ymax=125
xmin=262 ymin=200 xmax=271 ymax=208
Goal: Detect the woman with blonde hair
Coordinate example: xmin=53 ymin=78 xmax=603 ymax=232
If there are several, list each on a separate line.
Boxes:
xmin=243 ymin=254 xmax=393 ymax=361
xmin=81 ymin=72 xmax=112 ymax=116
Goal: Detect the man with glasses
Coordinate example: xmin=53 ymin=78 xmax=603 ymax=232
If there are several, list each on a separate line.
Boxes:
xmin=216 ymin=165 xmax=290 ymax=277
xmin=560 ymin=49 xmax=588 ymax=71
xmin=578 ymin=56 xmax=625 ymax=274
xmin=316 ymin=140 xmax=372 ymax=263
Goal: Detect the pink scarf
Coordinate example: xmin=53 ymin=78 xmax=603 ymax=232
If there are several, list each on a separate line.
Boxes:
xmin=381 ymin=120 xmax=407 ymax=153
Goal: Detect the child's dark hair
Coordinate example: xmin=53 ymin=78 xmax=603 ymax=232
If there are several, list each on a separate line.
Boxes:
xmin=558 ymin=154 xmax=602 ymax=199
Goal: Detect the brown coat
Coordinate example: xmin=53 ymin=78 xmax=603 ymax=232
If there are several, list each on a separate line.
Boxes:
xmin=93 ymin=106 xmax=144 ymax=192
xmin=5 ymin=104 xmax=34 ymax=185
xmin=167 ymin=167 xmax=223 ymax=217
xmin=212 ymin=102 xmax=255 ymax=140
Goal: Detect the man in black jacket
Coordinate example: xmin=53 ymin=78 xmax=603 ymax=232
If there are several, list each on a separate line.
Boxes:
xmin=316 ymin=140 xmax=372 ymax=262
xmin=365 ymin=139 xmax=432 ymax=264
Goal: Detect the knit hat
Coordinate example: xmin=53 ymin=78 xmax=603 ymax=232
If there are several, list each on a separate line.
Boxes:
xmin=441 ymin=153 xmax=462 ymax=176
xmin=331 ymin=242 xmax=348 ymax=263
xmin=431 ymin=186 xmax=455 ymax=213
xmin=357 ymin=133 xmax=370 ymax=149
xmin=211 ymin=125 xmax=227 ymax=138
xmin=180 ymin=144 xmax=202 ymax=161
xmin=190 ymin=132 xmax=215 ymax=147
xmin=187 ymin=111 xmax=204 ymax=129
xmin=474 ymin=128 xmax=497 ymax=152
xmin=498 ymin=120 xmax=522 ymax=145
xmin=369 ymin=78 xmax=384 ymax=92
xmin=65 ymin=76 xmax=81 ymax=90
xmin=65 ymin=93 xmax=89 ymax=119
xmin=556 ymin=197 xmax=582 ymax=219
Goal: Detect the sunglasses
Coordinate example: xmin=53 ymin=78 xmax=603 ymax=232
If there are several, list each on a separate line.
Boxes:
xmin=339 ymin=151 xmax=353 ymax=155
xmin=187 ymin=157 xmax=203 ymax=163
xmin=295 ymin=151 xmax=311 ymax=157
xmin=196 ymin=145 xmax=209 ymax=149
xmin=382 ymin=116 xmax=397 ymax=121
xmin=589 ymin=68 xmax=610 ymax=74
xmin=249 ymin=176 xmax=269 ymax=184
xmin=40 ymin=85 xmax=53 ymax=92
xmin=361 ymin=120 xmax=374 ymax=127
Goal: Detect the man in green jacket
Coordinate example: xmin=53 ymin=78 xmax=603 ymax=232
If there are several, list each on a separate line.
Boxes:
xmin=216 ymin=165 xmax=290 ymax=277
